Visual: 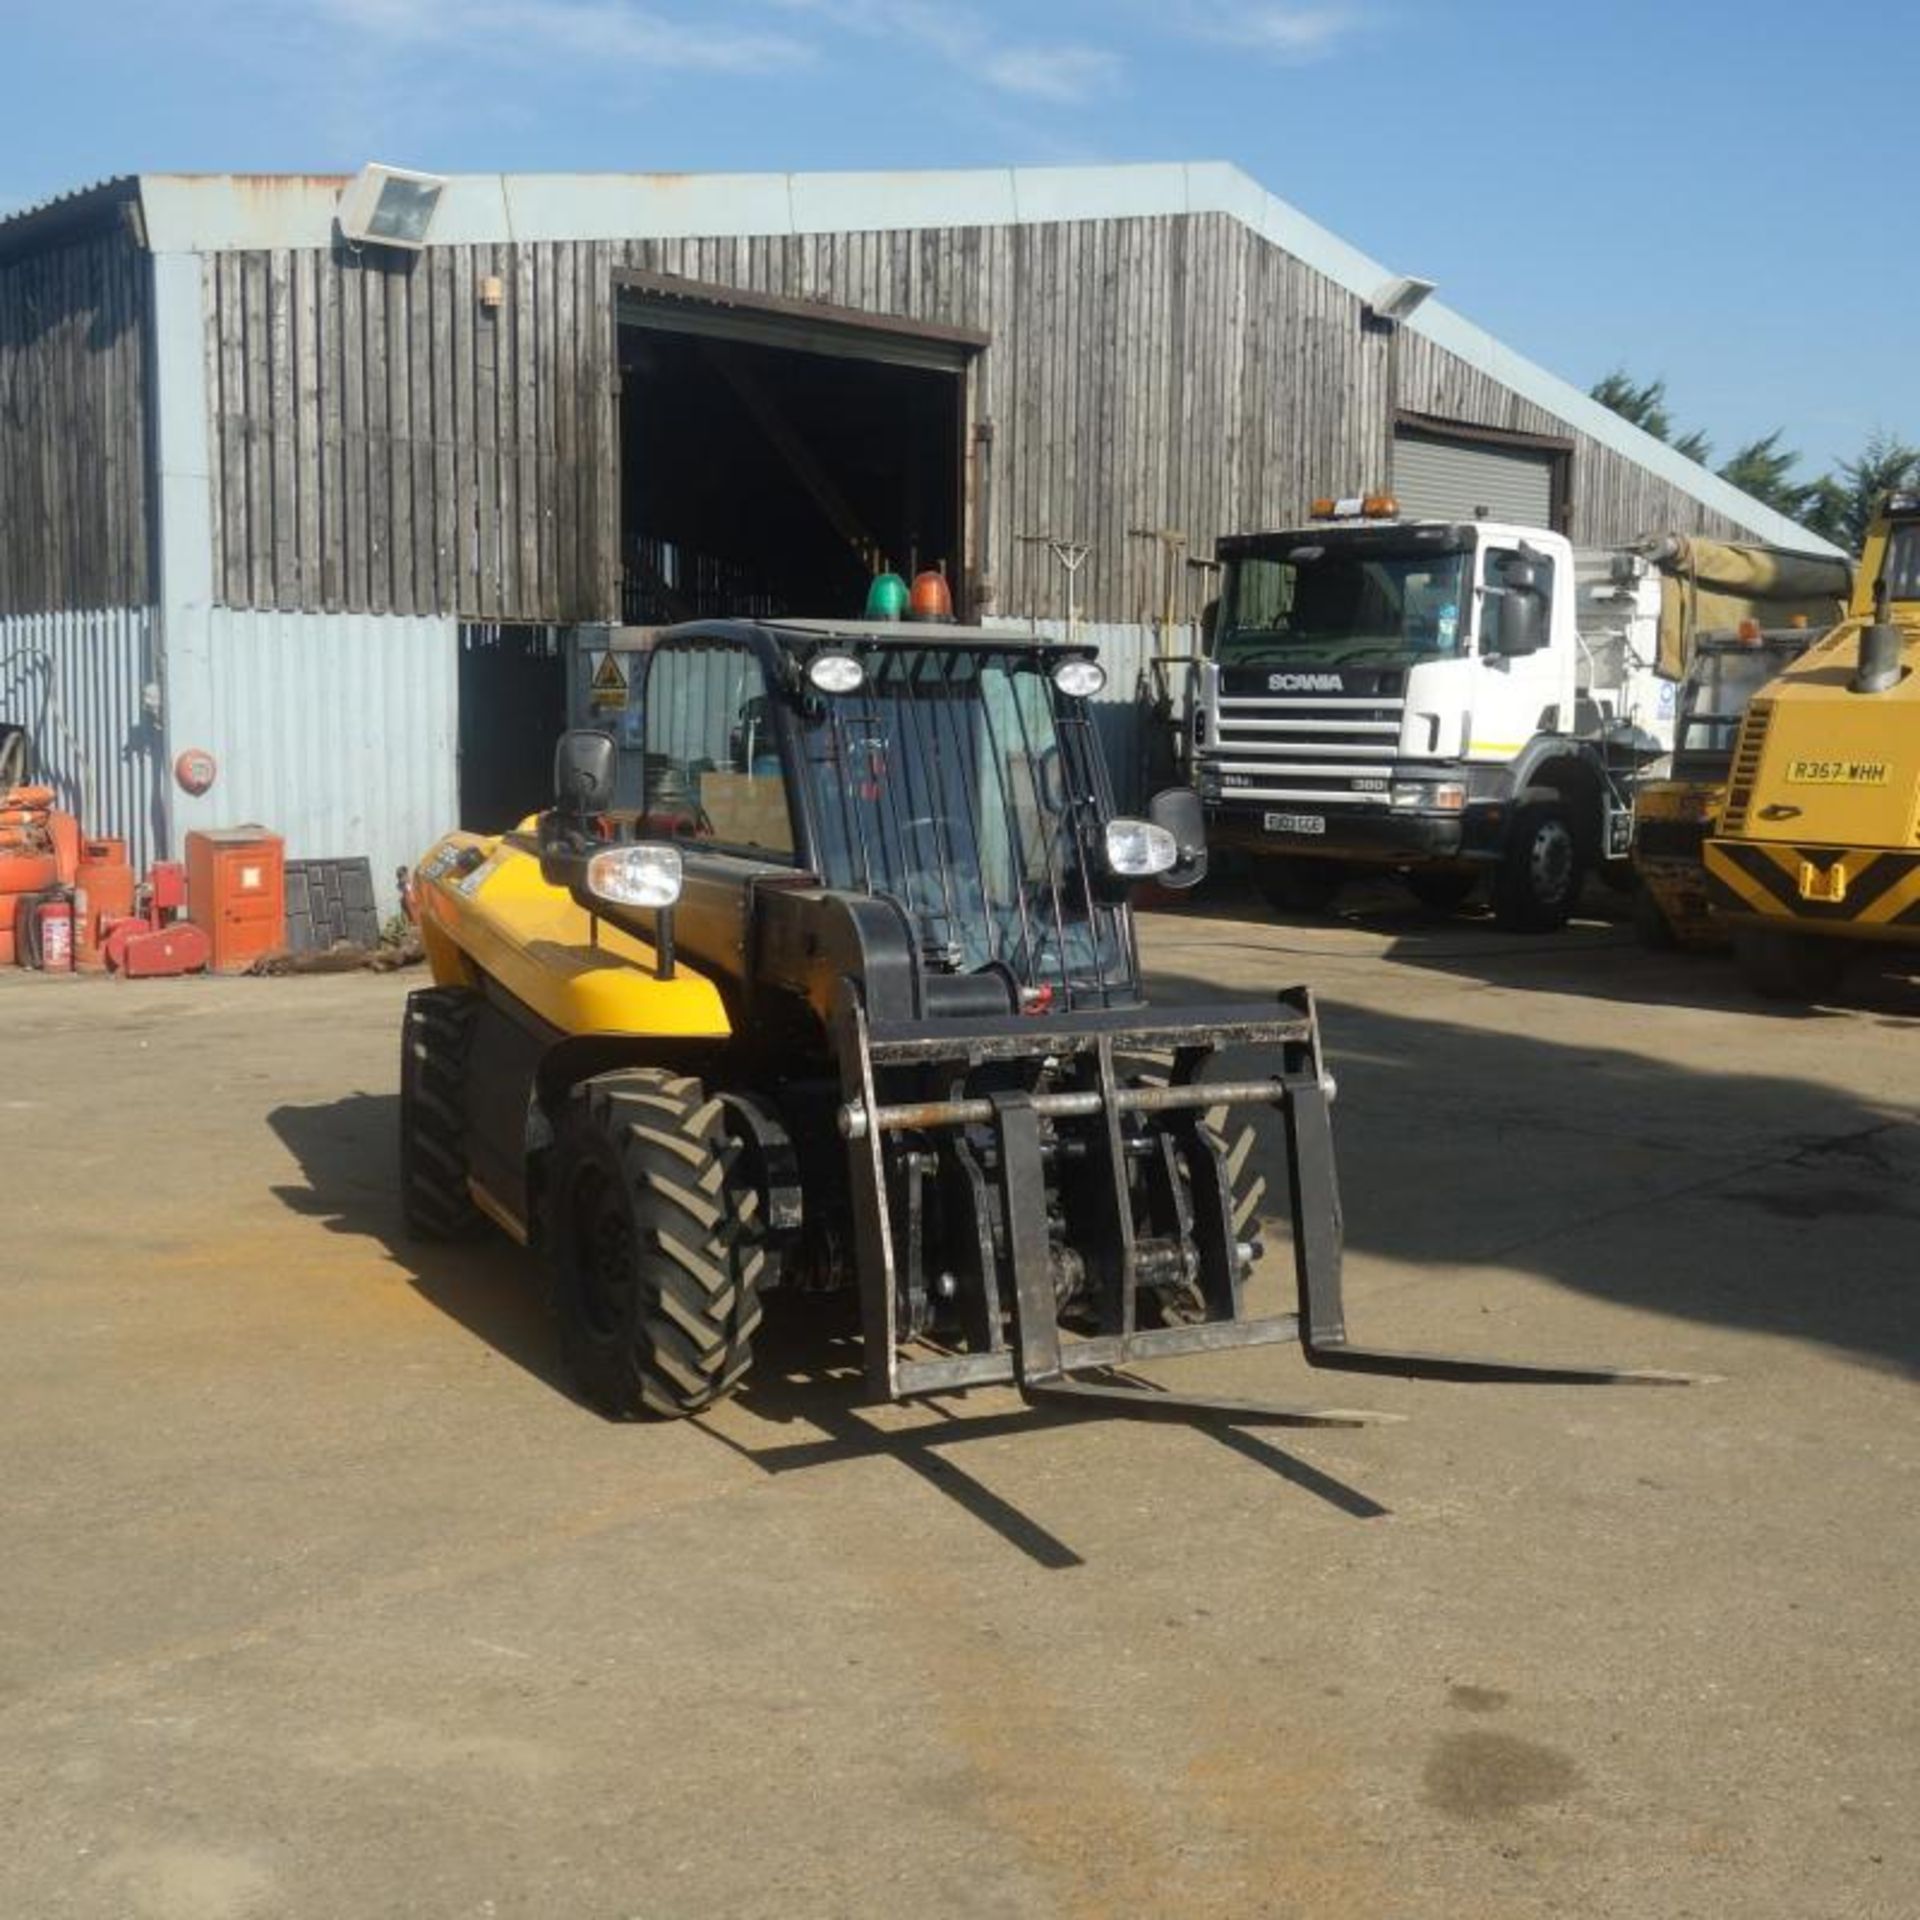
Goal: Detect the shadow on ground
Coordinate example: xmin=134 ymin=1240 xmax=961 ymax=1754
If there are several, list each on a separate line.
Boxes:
xmin=1146 ymin=974 xmax=1920 ymax=1381
xmin=1160 ymin=871 xmax=1920 ymax=1019
xmin=266 ymin=977 xmax=1917 ymax=1567
xmin=266 ymin=1091 xmax=1393 ymax=1565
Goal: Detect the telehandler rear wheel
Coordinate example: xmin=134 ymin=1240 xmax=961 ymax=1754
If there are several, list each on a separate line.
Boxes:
xmin=400 ymin=987 xmax=481 ymax=1240
xmin=548 ymin=1070 xmax=764 ymax=1419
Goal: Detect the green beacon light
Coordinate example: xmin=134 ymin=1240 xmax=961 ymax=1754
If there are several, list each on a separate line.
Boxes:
xmin=865 ymin=571 xmax=909 ymax=621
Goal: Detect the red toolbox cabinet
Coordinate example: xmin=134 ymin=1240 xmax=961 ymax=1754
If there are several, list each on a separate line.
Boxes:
xmin=185 ymin=828 xmax=286 ymax=973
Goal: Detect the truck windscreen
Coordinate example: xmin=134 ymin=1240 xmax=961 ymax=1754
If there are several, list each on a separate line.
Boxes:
xmin=1215 ymin=547 xmax=1471 ymax=668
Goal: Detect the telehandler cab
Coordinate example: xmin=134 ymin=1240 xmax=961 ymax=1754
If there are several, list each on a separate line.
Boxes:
xmin=405 ymin=618 xmax=1694 ymax=1424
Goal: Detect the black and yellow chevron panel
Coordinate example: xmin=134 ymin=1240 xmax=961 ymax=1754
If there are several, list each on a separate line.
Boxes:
xmin=1703 ymin=840 xmax=1920 ymax=940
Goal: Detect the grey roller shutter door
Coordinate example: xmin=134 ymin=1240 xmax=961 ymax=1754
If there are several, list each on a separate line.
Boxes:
xmin=1393 ymin=431 xmax=1554 ymax=525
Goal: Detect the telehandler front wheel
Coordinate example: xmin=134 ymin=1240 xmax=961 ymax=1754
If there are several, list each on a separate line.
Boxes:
xmin=547 ymin=1070 xmax=764 ymax=1420
xmin=400 ymin=987 xmax=481 ymax=1240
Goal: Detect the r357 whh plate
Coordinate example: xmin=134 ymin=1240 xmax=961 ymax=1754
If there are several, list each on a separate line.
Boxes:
xmin=1264 ymin=811 xmax=1327 ymax=836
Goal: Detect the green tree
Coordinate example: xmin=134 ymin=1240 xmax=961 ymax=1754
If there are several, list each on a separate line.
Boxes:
xmin=1590 ymin=369 xmax=1711 ymax=464
xmin=1801 ymin=431 xmax=1920 ymax=553
xmin=1716 ymin=432 xmax=1814 ymax=521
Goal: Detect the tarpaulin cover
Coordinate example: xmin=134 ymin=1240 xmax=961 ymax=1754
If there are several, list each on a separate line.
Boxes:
xmin=1654 ymin=537 xmax=1851 ymax=678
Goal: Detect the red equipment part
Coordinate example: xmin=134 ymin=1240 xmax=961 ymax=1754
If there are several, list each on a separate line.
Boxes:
xmin=118 ymin=922 xmax=212 ymax=979
xmin=102 ymin=860 xmax=212 ymax=978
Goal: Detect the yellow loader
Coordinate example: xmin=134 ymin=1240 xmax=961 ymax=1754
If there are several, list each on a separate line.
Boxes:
xmin=1704 ymin=498 xmax=1920 ymax=997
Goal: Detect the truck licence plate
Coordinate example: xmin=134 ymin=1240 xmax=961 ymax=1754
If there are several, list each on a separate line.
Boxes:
xmin=1263 ymin=811 xmax=1326 ymax=836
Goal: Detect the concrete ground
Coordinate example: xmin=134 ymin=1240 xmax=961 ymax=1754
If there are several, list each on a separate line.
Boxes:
xmin=1 ymin=890 xmax=1915 ymax=1920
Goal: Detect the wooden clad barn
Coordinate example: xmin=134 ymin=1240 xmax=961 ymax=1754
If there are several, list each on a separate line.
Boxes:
xmin=0 ymin=163 xmax=1835 ymax=895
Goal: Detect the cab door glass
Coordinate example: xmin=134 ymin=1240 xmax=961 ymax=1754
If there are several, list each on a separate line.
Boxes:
xmin=639 ymin=643 xmax=795 ymax=859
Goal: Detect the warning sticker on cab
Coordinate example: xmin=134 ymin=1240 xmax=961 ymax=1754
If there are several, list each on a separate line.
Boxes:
xmin=588 ymin=650 xmax=628 ymax=711
xmin=1786 ymin=758 xmax=1889 ymax=786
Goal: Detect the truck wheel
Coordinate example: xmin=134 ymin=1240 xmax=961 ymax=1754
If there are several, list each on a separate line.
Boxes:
xmin=1492 ymin=803 xmax=1582 ymax=932
xmin=400 ymin=987 xmax=481 ymax=1240
xmin=1253 ymin=857 xmax=1345 ymax=915
xmin=1733 ymin=928 xmax=1848 ymax=1002
xmin=548 ymin=1070 xmax=764 ymax=1419
xmin=1406 ymin=868 xmax=1479 ymax=914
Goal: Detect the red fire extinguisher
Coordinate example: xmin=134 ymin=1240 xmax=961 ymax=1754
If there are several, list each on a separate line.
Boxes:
xmin=40 ymin=897 xmax=73 ymax=972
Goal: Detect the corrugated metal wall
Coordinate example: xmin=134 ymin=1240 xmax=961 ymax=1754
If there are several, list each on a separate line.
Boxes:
xmin=166 ymin=609 xmax=457 ymax=915
xmin=196 ymin=210 xmax=1770 ymax=633
xmin=0 ymin=230 xmax=152 ymax=615
xmin=0 ymin=606 xmax=161 ymax=868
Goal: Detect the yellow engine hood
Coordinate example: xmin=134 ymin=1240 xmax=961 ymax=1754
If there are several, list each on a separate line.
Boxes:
xmin=413 ymin=829 xmax=732 ymax=1039
xmin=1730 ymin=623 xmax=1920 ymax=849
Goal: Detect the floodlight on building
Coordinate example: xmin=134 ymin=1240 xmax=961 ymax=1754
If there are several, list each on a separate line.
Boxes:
xmin=336 ymin=163 xmax=448 ymax=251
xmin=1365 ymin=274 xmax=1436 ymax=326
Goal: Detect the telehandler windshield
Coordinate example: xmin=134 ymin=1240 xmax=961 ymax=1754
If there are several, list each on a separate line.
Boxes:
xmin=797 ymin=645 xmax=1130 ymax=1001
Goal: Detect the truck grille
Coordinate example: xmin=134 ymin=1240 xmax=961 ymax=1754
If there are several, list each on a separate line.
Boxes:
xmin=1209 ymin=695 xmax=1404 ymax=804
xmin=1720 ymin=701 xmax=1773 ymax=833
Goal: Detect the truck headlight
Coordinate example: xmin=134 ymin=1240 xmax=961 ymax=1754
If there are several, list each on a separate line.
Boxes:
xmin=1104 ymin=818 xmax=1178 ymax=877
xmin=586 ymin=843 xmax=684 ymax=909
xmin=1390 ymin=781 xmax=1466 ymax=812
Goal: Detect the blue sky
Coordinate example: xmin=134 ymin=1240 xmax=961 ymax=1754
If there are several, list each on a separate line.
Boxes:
xmin=5 ymin=1 xmax=1909 ymax=482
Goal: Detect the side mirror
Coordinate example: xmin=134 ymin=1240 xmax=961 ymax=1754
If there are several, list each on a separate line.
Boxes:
xmin=554 ymin=729 xmax=616 ymax=817
xmin=1492 ymin=562 xmax=1549 ymax=657
xmin=1147 ymin=786 xmax=1208 ymax=890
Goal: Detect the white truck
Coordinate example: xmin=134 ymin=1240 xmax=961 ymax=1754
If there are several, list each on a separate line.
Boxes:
xmin=1188 ymin=500 xmax=1848 ymax=930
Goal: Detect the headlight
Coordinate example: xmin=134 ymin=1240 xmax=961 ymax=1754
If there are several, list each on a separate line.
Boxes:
xmin=586 ymin=843 xmax=683 ymax=909
xmin=1390 ymin=781 xmax=1467 ymax=812
xmin=1052 ymin=659 xmax=1107 ymax=698
xmin=1104 ymin=817 xmax=1178 ymax=877
xmin=806 ymin=651 xmax=866 ymax=694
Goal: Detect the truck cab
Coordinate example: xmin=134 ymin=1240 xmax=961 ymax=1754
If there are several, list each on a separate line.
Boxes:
xmin=1192 ymin=500 xmax=1657 ymax=930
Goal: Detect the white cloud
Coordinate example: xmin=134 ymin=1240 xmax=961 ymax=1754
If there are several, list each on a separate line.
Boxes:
xmin=324 ymin=0 xmax=812 ymax=74
xmin=766 ymin=0 xmax=1122 ymax=104
xmin=980 ymin=45 xmax=1124 ymax=103
xmin=1174 ymin=2 xmax=1368 ymax=62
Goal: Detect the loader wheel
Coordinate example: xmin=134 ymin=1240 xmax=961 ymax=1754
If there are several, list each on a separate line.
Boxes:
xmin=1405 ymin=867 xmax=1479 ymax=914
xmin=548 ymin=1071 xmax=763 ymax=1419
xmin=399 ymin=987 xmax=481 ymax=1240
xmin=1492 ymin=802 xmax=1582 ymax=933
xmin=1733 ymin=928 xmax=1847 ymax=1003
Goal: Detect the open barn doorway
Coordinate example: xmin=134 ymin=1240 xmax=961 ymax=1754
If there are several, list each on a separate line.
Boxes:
xmin=616 ymin=275 xmax=976 ymax=625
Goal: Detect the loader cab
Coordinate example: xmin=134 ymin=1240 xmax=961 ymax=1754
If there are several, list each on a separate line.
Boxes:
xmin=567 ymin=619 xmax=1202 ymax=1012
xmin=1857 ymin=494 xmax=1920 ymax=618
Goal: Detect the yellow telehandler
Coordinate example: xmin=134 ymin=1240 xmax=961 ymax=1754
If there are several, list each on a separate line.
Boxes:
xmin=404 ymin=617 xmax=1695 ymax=1421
